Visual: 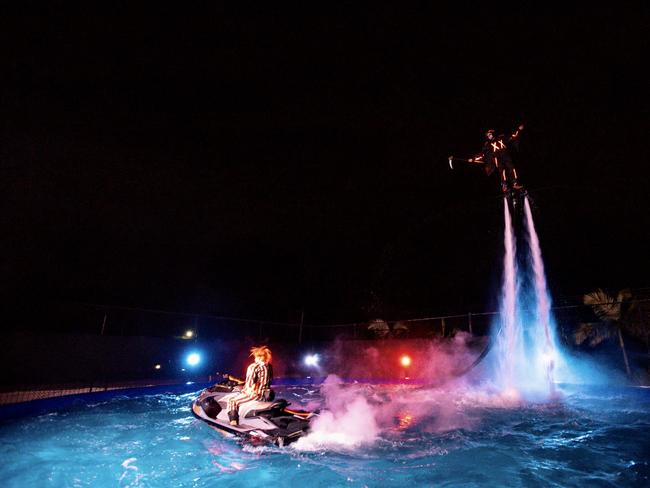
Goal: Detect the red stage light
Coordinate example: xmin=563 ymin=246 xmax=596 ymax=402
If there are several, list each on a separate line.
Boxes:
xmin=400 ymin=355 xmax=412 ymax=367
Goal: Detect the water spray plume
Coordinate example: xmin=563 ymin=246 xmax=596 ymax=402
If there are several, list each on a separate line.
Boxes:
xmin=524 ymin=197 xmax=559 ymax=395
xmin=493 ymin=197 xmax=520 ymax=392
xmin=490 ymin=196 xmax=564 ymax=399
xmin=293 ymin=375 xmax=379 ymax=450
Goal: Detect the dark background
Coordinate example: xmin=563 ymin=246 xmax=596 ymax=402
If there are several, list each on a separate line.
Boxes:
xmin=2 ymin=5 xmax=649 ymax=332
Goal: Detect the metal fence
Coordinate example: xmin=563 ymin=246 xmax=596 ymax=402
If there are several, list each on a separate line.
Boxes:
xmin=3 ymin=295 xmax=649 ymax=405
xmin=16 ymin=295 xmax=650 ymax=345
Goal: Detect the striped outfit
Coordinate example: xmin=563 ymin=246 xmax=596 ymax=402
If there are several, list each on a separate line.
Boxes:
xmin=227 ymin=361 xmax=271 ymax=414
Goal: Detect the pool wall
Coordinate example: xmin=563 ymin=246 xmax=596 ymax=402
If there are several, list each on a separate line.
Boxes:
xmin=0 ymin=376 xmax=329 ymax=422
xmin=0 ymin=382 xmax=212 ymax=422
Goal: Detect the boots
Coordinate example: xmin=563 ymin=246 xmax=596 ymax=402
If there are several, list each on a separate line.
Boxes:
xmin=228 ymin=409 xmax=239 ymax=426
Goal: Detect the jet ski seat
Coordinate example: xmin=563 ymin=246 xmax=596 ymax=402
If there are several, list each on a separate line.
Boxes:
xmin=240 ymin=399 xmax=288 ymax=419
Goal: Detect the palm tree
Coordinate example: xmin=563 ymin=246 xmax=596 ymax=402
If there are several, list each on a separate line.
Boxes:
xmin=368 ymin=319 xmax=390 ymax=339
xmin=582 ymin=289 xmax=632 ymax=377
xmin=574 ymin=321 xmax=614 ymax=348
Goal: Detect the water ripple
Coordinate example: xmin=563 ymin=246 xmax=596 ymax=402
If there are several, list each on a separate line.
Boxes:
xmin=0 ymin=384 xmax=648 ymax=486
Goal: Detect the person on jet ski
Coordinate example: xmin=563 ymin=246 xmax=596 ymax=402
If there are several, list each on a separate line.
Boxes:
xmin=468 ymin=124 xmax=525 ymax=194
xmin=226 ymin=345 xmax=274 ymax=426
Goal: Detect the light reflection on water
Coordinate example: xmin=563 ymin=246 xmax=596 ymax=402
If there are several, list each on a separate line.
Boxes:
xmin=0 ymin=384 xmax=648 ymax=487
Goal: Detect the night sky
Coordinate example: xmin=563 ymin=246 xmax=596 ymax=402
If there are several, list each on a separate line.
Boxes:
xmin=2 ymin=6 xmax=649 ymax=329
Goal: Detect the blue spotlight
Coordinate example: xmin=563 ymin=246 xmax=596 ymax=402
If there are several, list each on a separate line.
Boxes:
xmin=304 ymin=353 xmax=320 ymax=368
xmin=186 ymin=352 xmax=201 ymax=367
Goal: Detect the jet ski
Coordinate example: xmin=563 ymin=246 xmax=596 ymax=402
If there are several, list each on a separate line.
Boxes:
xmin=191 ymin=378 xmax=315 ymax=447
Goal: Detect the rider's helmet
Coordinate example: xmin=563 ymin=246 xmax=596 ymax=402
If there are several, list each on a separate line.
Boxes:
xmin=485 ymin=129 xmax=496 ymax=140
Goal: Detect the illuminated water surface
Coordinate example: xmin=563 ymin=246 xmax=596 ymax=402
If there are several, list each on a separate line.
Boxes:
xmin=1 ymin=383 xmax=648 ymax=487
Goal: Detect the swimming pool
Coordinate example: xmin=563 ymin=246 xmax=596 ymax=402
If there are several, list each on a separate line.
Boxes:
xmin=1 ymin=381 xmax=648 ymax=487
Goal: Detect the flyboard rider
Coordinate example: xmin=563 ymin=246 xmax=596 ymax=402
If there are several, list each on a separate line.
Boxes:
xmin=453 ymin=124 xmax=526 ymax=195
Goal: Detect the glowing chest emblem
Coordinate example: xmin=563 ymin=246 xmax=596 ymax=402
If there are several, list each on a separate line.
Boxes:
xmin=490 ymin=141 xmax=506 ymax=152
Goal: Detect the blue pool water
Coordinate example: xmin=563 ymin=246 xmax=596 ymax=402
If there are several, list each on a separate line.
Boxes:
xmin=1 ymin=383 xmax=649 ymax=487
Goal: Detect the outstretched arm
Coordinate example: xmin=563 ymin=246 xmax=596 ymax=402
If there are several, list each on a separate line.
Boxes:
xmin=507 ymin=124 xmax=524 ymax=142
xmin=468 ymin=152 xmax=485 ymax=164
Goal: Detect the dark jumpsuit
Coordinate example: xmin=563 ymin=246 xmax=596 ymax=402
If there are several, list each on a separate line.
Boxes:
xmin=473 ymin=126 xmax=523 ymax=193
